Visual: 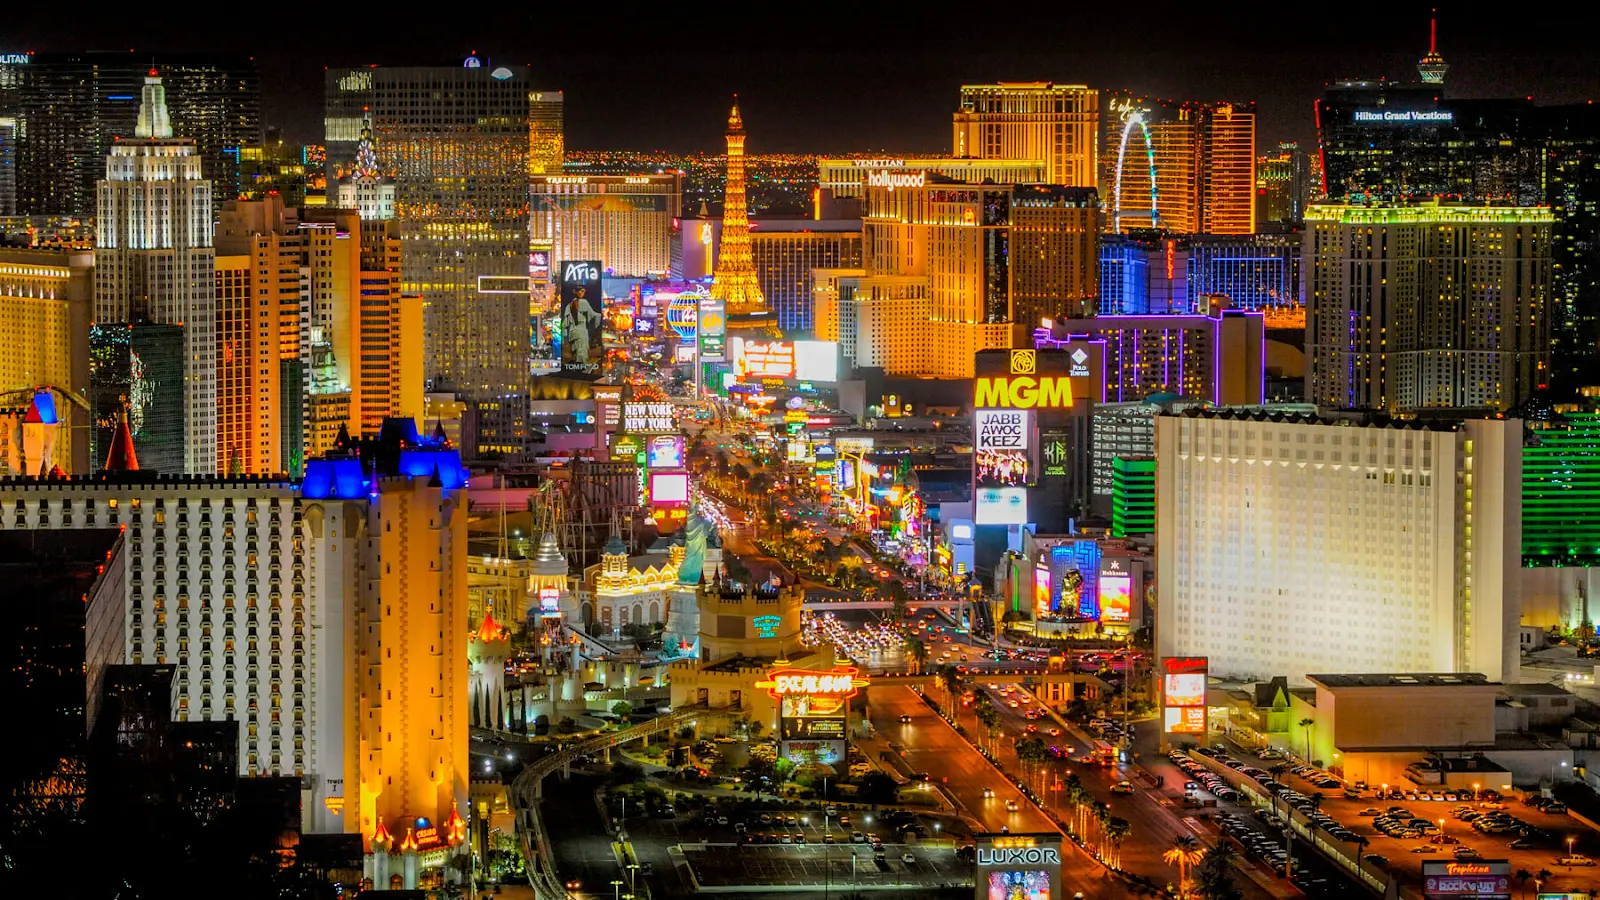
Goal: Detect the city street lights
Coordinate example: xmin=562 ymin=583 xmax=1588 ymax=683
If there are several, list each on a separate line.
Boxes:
xmin=610 ymin=879 xmax=623 ymax=900
xmin=1568 ymin=835 xmax=1577 ymax=861
xmin=1473 ymin=782 xmax=1480 ymax=801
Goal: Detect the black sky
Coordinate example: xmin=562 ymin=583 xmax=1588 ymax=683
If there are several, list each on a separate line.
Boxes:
xmin=8 ymin=3 xmax=1600 ymax=154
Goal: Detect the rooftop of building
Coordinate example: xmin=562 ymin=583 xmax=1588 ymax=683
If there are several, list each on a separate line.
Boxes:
xmin=1430 ymin=755 xmax=1512 ymax=773
xmin=1166 ymin=406 xmax=1470 ymax=432
xmin=1499 ymin=683 xmax=1576 ymax=698
xmin=702 ymin=655 xmax=778 ymax=673
xmin=1307 ymin=673 xmax=1497 ymax=688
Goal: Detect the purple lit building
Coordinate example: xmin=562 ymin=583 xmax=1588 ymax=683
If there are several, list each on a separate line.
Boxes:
xmin=1037 ymin=301 xmax=1265 ymax=406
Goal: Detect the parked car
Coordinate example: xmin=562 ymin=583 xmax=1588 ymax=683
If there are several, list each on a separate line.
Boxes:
xmin=1558 ymin=855 xmax=1596 ymax=867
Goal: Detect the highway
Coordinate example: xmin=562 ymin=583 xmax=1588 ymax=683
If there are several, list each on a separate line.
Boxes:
xmin=941 ymin=683 xmax=1289 ymax=900
xmin=865 ymin=684 xmax=1144 ymax=898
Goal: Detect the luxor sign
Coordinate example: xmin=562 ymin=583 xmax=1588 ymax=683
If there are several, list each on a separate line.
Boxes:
xmin=975 ymin=846 xmax=1061 ymax=866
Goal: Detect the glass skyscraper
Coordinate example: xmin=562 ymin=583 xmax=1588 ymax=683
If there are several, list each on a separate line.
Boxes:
xmin=0 ymin=52 xmax=259 ymax=217
xmin=325 ymin=62 xmax=532 ymax=396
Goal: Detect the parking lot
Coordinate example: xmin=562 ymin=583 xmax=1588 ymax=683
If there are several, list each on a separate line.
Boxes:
xmin=682 ymin=843 xmax=969 ymax=891
xmin=1192 ymin=742 xmax=1600 ymax=895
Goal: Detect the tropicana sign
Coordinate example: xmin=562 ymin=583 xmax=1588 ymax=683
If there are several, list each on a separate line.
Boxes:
xmin=975 ymin=376 xmax=1074 ymax=410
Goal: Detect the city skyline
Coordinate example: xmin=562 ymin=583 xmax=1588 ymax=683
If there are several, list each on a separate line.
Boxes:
xmin=7 ymin=7 xmax=1600 ymax=153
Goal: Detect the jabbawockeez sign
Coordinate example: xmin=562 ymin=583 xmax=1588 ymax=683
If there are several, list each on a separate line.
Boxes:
xmin=975 ymin=410 xmax=1029 ymax=450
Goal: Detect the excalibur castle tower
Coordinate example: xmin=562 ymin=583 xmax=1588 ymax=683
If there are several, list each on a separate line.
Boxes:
xmin=710 ymin=99 xmax=774 ymax=333
xmin=95 ymin=70 xmax=217 ymax=474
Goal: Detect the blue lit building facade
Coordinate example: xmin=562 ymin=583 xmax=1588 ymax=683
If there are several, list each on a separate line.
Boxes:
xmin=1099 ymin=231 xmax=1303 ymax=315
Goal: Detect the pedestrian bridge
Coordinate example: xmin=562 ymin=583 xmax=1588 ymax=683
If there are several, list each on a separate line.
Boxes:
xmin=511 ymin=703 xmax=736 ymax=900
xmin=803 ymin=596 xmax=966 ymax=611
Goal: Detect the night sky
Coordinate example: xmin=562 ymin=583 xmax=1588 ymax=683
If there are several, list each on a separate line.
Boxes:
xmin=8 ymin=4 xmax=1600 ymax=154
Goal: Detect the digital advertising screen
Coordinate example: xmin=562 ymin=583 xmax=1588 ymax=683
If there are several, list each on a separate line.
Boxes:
xmin=698 ymin=296 xmax=726 ymax=361
xmin=1164 ymin=672 xmax=1207 ymax=709
xmin=794 ymin=340 xmax=839 ymax=382
xmin=988 ymin=871 xmax=1050 ymax=900
xmin=974 ymin=409 xmax=1033 ymax=488
xmin=649 ymin=472 xmax=689 ymax=506
xmin=974 ymin=487 xmax=1028 ymax=526
xmin=1033 ymin=563 xmax=1052 ymax=618
xmin=780 ymin=739 xmax=845 ymax=765
xmin=558 ymin=260 xmax=604 ymax=374
xmin=646 ymin=435 xmax=685 ymax=469
xmin=539 ymin=586 xmax=561 ymax=613
xmin=732 ymin=338 xmax=796 ymax=379
xmin=1098 ymin=558 xmax=1132 ymax=623
xmin=1163 ymin=707 xmax=1207 ymax=734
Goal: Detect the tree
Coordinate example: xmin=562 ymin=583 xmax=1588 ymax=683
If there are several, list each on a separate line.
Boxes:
xmin=1163 ymin=835 xmax=1206 ymax=897
xmin=1298 ymin=717 xmax=1316 ymax=761
xmin=610 ymin=700 xmax=634 ymax=718
xmin=904 ymin=635 xmax=928 ymax=674
xmin=857 ymin=773 xmax=900 ymax=805
xmin=1195 ymin=842 xmax=1244 ymax=900
xmin=975 ymin=704 xmax=1003 ymax=754
xmin=556 ymin=716 xmax=578 ymax=734
xmin=610 ymin=763 xmax=642 ymax=785
xmin=1104 ymin=817 xmax=1131 ymax=870
xmin=1515 ymin=868 xmax=1532 ymax=900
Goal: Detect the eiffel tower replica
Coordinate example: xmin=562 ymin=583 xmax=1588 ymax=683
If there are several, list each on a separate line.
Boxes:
xmin=711 ymin=98 xmax=779 ymax=338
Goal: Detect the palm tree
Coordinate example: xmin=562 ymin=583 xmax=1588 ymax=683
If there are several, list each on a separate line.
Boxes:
xmin=904 ymin=635 xmax=928 ymax=674
xmin=1092 ymin=803 xmax=1111 ymax=858
xmin=976 ymin=704 xmax=1002 ymax=754
xmin=1060 ymin=773 xmax=1087 ymax=835
xmin=1164 ymin=835 xmax=1206 ymax=897
xmin=1104 ymin=817 xmax=1132 ymax=870
xmin=1195 ymin=842 xmax=1243 ymax=900
xmin=1514 ymin=868 xmax=1532 ymax=900
xmin=1298 ymin=717 xmax=1315 ymax=761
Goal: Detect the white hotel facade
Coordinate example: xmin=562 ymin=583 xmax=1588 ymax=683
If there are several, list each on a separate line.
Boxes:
xmin=1154 ymin=408 xmax=1521 ymax=685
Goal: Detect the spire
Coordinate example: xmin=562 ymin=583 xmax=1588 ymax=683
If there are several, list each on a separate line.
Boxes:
xmin=334 ymin=422 xmax=354 ymax=453
xmin=134 ymin=70 xmax=174 ymax=139
xmin=104 ymin=412 xmax=140 ymax=472
xmin=1417 ymin=9 xmax=1448 ymax=86
xmin=709 ymin=96 xmax=767 ymax=317
xmin=476 ymin=609 xmax=508 ymax=643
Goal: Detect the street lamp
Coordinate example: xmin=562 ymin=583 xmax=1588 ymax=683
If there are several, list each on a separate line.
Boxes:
xmin=1568 ymin=835 xmax=1577 ymax=860
xmin=1472 ymin=782 xmax=1480 ymax=801
xmin=610 ymin=880 xmax=623 ymax=900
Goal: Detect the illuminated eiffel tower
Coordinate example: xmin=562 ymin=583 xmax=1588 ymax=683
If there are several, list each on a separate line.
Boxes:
xmin=710 ymin=98 xmax=775 ymax=331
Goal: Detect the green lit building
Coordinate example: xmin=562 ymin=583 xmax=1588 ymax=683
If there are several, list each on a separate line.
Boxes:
xmin=1111 ymin=456 xmax=1155 ymax=538
xmin=1523 ymin=411 xmax=1600 ymax=566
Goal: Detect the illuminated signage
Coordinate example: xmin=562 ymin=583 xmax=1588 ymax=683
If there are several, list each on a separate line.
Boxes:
xmin=974 ymin=487 xmax=1028 ymax=526
xmin=975 ymin=409 xmax=1032 ymax=487
xmin=648 ymin=472 xmax=689 ymax=505
xmin=610 ymin=434 xmax=642 ymax=461
xmin=1099 ymin=558 xmax=1132 ymax=624
xmin=338 ymin=71 xmax=372 ymax=92
xmin=558 ymin=261 xmax=603 ymax=375
xmin=733 ymin=338 xmax=796 ymax=379
xmin=1353 ymin=109 xmax=1455 ymax=124
xmin=646 ymin=435 xmax=685 ymax=468
xmin=1034 ymin=563 xmax=1052 ymax=618
xmin=753 ymin=615 xmax=781 ymax=638
xmin=665 ymin=289 xmax=704 ymax=339
xmin=854 ymin=159 xmax=905 ymax=168
xmin=1162 ymin=656 xmax=1207 ymax=734
xmin=698 ymin=296 xmax=726 ymax=361
xmin=758 ymin=667 xmax=867 ymax=699
xmin=546 ymin=176 xmax=589 ymax=184
xmin=700 ymin=222 xmax=714 ymax=246
xmin=976 ymin=847 xmax=1061 ymax=866
xmin=622 ymin=402 xmax=675 ymax=434
xmin=1040 ymin=431 xmax=1068 ymax=478
xmin=539 ymin=586 xmax=561 ymax=613
xmin=0 ymin=54 xmax=31 ymax=65
xmin=951 ymin=523 xmax=973 ymax=541
xmin=624 ymin=176 xmax=652 ymax=184
xmin=866 ymin=170 xmax=926 ymax=191
xmin=975 ymin=376 xmax=1073 ymax=409
xmin=1422 ymin=860 xmax=1511 ymax=899
xmin=491 ymin=67 xmax=514 ymax=80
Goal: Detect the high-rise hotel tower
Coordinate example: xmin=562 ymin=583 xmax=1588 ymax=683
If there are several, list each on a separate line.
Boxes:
xmin=953 ymin=83 xmax=1099 ymax=188
xmin=95 ymin=70 xmax=216 ymax=474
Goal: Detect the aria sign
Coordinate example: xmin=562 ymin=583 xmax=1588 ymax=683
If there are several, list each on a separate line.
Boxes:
xmin=866 ymin=170 xmax=926 ymax=191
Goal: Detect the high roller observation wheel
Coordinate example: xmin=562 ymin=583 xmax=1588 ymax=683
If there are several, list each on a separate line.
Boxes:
xmin=1113 ymin=111 xmax=1160 ymax=233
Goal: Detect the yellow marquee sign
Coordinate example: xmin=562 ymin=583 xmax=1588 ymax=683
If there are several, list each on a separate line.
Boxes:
xmin=975 ymin=376 xmax=1074 ymax=409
